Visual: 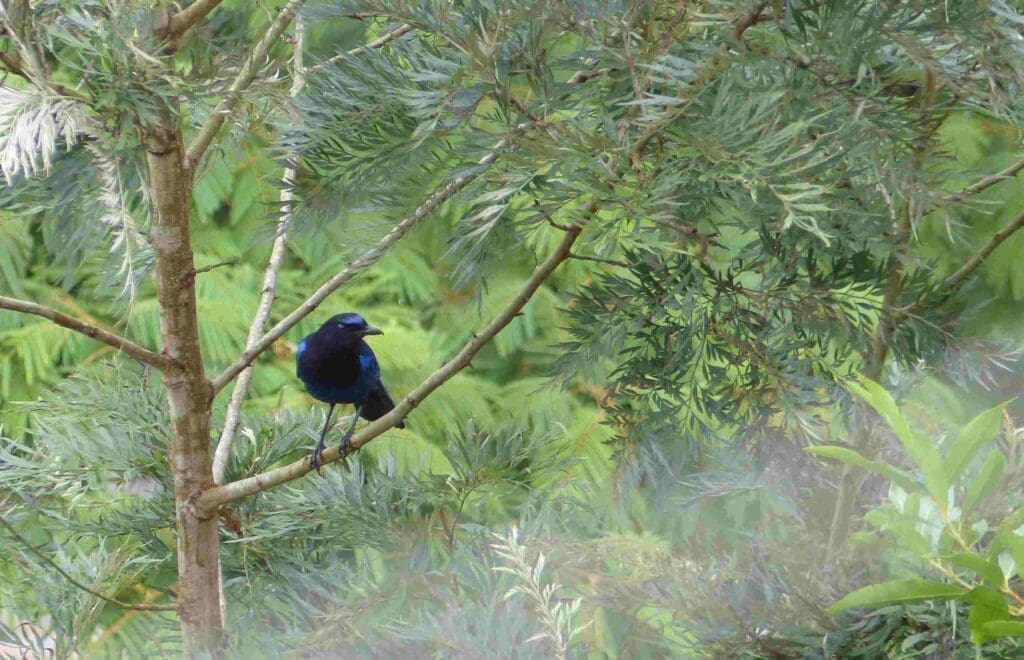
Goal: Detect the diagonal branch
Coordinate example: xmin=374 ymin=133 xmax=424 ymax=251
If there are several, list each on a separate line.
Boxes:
xmin=958 ymin=157 xmax=1024 ymax=198
xmin=0 ymin=513 xmax=176 ymax=612
xmin=168 ymin=0 xmax=226 ymax=39
xmin=209 ymin=124 xmax=531 ymax=395
xmin=910 ymin=207 xmax=1024 ymax=313
xmin=200 ymin=221 xmax=585 ymax=511
xmin=184 ymin=0 xmax=305 ymax=170
xmin=0 ymin=295 xmax=174 ymax=370
xmin=312 ymin=23 xmax=414 ymax=72
xmin=942 ymin=208 xmax=1024 ymax=293
xmin=212 ymin=18 xmax=307 ymax=485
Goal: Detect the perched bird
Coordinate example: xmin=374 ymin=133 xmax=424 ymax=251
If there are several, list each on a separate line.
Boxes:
xmin=296 ymin=312 xmax=404 ymax=471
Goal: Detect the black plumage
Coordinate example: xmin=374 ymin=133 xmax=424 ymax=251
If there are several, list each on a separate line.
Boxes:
xmin=296 ymin=312 xmax=404 ymax=471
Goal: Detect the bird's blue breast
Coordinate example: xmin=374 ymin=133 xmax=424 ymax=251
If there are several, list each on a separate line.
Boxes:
xmin=297 ymin=341 xmax=381 ymax=405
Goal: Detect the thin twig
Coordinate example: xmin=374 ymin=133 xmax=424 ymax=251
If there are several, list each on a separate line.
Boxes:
xmin=184 ymin=0 xmax=305 ymax=170
xmin=955 ymin=157 xmax=1024 ymax=199
xmin=567 ymin=66 xmax=610 ymax=84
xmin=0 ymin=47 xmax=88 ymax=100
xmin=0 ymin=295 xmax=174 ymax=370
xmin=311 ymin=23 xmax=414 ymax=72
xmin=200 ymin=220 xmax=586 ymax=510
xmin=212 ymin=18 xmax=307 ymax=485
xmin=193 ymin=258 xmax=238 ymax=275
xmin=0 ymin=513 xmax=176 ymax=612
xmin=913 ymin=207 xmax=1024 ymax=312
xmin=734 ymin=2 xmax=769 ymax=41
xmin=942 ymin=209 xmax=1024 ymax=293
xmin=209 ymin=124 xmax=532 ymax=395
xmin=568 ymin=252 xmax=629 ymax=268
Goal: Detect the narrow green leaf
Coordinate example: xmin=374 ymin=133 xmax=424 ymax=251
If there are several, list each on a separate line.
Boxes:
xmin=946 ymin=403 xmax=1008 ymax=484
xmin=966 ymin=449 xmax=1006 ymax=512
xmin=850 ymin=377 xmax=948 ymax=508
xmin=829 ymin=579 xmax=967 ymax=613
xmin=805 ymin=446 xmax=918 ymax=491
xmin=946 ymin=553 xmax=1005 ymax=588
xmin=967 ymin=587 xmax=1010 ymax=645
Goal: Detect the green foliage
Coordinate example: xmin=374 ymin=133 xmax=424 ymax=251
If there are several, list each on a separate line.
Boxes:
xmin=3 ymin=0 xmax=1024 ymax=657
xmin=814 ymin=378 xmax=1024 ymax=652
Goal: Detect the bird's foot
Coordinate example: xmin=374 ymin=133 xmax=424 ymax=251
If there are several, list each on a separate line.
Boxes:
xmin=337 ymin=431 xmax=356 ymax=463
xmin=310 ymin=440 xmax=327 ymax=475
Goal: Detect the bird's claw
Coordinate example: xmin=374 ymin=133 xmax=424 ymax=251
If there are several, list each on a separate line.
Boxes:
xmin=337 ymin=433 xmax=355 ymax=463
xmin=310 ymin=442 xmax=326 ymax=475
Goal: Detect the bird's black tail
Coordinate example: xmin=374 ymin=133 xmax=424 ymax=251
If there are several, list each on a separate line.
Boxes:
xmin=361 ymin=381 xmax=406 ymax=429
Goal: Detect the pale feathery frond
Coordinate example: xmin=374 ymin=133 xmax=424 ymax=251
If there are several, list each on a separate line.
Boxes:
xmin=0 ymin=86 xmax=87 ymax=184
xmin=84 ymin=143 xmax=146 ymax=304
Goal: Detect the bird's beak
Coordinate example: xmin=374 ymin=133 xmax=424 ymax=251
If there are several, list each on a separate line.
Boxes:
xmin=361 ymin=326 xmax=384 ymax=336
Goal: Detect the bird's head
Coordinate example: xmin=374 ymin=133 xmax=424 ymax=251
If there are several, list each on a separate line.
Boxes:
xmin=318 ymin=312 xmax=384 ymax=343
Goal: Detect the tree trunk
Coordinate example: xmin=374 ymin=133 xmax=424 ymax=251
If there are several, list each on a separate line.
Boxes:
xmin=146 ymin=124 xmax=224 ymax=654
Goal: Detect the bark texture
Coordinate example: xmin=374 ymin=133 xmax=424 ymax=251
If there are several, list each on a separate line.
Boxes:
xmin=146 ymin=124 xmax=224 ymax=654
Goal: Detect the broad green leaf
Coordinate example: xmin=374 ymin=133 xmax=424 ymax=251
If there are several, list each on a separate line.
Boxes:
xmin=805 ymin=446 xmax=917 ymax=492
xmin=829 ymin=579 xmax=967 ymax=614
xmin=967 ymin=587 xmax=1010 ymax=645
xmin=980 ymin=621 xmax=1024 ymax=638
xmin=850 ymin=377 xmax=948 ymax=508
xmin=946 ymin=402 xmax=1008 ymax=484
xmin=966 ymin=449 xmax=1006 ymax=512
xmin=992 ymin=533 xmax=1024 ymax=580
xmin=946 ymin=553 xmax=1004 ymax=588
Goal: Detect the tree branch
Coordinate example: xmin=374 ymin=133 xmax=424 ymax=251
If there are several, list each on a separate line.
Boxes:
xmin=0 ymin=44 xmax=88 ymax=101
xmin=0 ymin=295 xmax=174 ymax=370
xmin=916 ymin=207 xmax=1024 ymax=311
xmin=312 ymin=23 xmax=414 ymax=72
xmin=184 ymin=0 xmax=305 ymax=170
xmin=212 ymin=18 xmax=307 ymax=485
xmin=168 ymin=0 xmax=226 ymax=39
xmin=0 ymin=513 xmax=176 ymax=612
xmin=200 ymin=222 xmax=584 ymax=511
xmin=943 ymin=208 xmax=1024 ymax=293
xmin=568 ymin=252 xmax=629 ymax=268
xmin=959 ymin=157 xmax=1024 ymax=198
xmin=209 ymin=124 xmax=531 ymax=395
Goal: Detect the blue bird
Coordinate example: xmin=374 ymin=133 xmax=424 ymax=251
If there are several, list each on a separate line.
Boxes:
xmin=296 ymin=312 xmax=405 ymax=472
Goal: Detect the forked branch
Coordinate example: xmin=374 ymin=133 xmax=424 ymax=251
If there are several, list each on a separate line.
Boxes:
xmin=184 ymin=0 xmax=305 ymax=169
xmin=0 ymin=295 xmax=174 ymax=370
xmin=212 ymin=17 xmax=307 ymax=485
xmin=199 ymin=222 xmax=584 ymax=511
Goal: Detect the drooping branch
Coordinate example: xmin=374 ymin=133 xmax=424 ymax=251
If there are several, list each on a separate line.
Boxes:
xmin=212 ymin=18 xmax=307 ymax=485
xmin=0 ymin=295 xmax=174 ymax=370
xmin=0 ymin=513 xmax=176 ymax=612
xmin=200 ymin=221 xmax=584 ymax=511
xmin=209 ymin=124 xmax=531 ymax=395
xmin=184 ymin=0 xmax=305 ymax=170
